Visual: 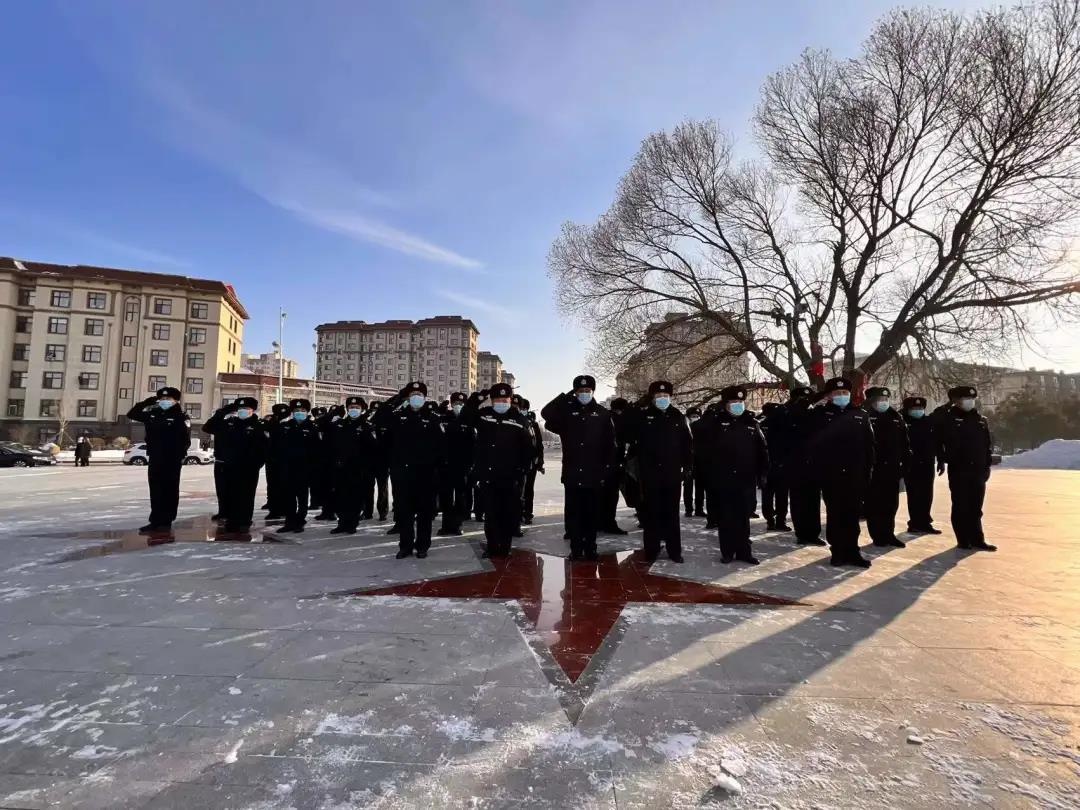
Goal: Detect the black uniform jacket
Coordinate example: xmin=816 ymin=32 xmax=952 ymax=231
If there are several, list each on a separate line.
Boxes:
xmin=373 ymin=397 xmax=446 ymax=478
xmin=540 ymin=393 xmax=617 ymax=488
xmin=625 ymin=405 xmax=692 ymax=488
xmin=203 ymin=408 xmax=267 ymax=468
xmin=694 ymin=407 xmax=769 ymax=489
xmin=804 ymin=403 xmax=875 ymax=487
xmin=865 ymin=406 xmax=911 ymax=479
xmin=937 ymin=407 xmax=993 ymax=478
xmin=462 ymin=398 xmax=534 ymax=483
xmin=126 ymin=399 xmax=191 ymax=464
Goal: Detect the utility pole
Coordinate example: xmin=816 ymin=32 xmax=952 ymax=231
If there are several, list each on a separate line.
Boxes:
xmin=311 ymin=342 xmax=317 ymax=406
xmin=275 ymin=308 xmax=287 ymax=405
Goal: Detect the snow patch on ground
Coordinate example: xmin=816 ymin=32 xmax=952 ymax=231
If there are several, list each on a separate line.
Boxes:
xmin=649 ymin=732 xmax=700 ymax=760
xmin=1002 ymin=439 xmax=1080 ymax=470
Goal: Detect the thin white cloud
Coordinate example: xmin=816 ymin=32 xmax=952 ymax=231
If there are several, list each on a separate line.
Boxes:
xmin=144 ymin=77 xmax=483 ymax=270
xmin=435 ymin=288 xmax=519 ymax=324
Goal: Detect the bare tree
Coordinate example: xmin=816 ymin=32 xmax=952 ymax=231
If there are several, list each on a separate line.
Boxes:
xmin=550 ymin=0 xmax=1080 ymax=394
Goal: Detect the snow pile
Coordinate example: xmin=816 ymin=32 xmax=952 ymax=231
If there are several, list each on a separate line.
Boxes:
xmin=1001 ymin=439 xmax=1080 ymax=470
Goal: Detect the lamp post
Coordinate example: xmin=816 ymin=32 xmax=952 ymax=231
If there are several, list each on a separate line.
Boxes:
xmin=311 ymin=342 xmax=318 ymax=406
xmin=274 ymin=308 xmax=286 ymax=405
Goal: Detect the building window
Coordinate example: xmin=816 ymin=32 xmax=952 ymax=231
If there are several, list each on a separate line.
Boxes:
xmin=148 ymin=375 xmax=166 ymax=392
xmin=123 ymin=335 xmax=136 ymax=347
xmin=12 ymin=344 xmax=29 ymax=362
xmin=187 ymin=352 xmax=205 ymax=369
xmin=47 ymin=316 xmax=68 ymax=334
xmin=124 ymin=300 xmax=139 ymax=322
xmin=82 ymin=345 xmax=102 ymax=363
xmin=77 ymin=400 xmax=97 ymax=418
xmin=15 ymin=315 xmax=32 ymax=333
xmin=119 ymin=387 xmax=131 ymax=400
xmin=42 ymin=371 xmax=64 ymax=389
xmin=84 ymin=318 xmax=105 ymax=337
xmin=152 ymin=324 xmax=171 ymax=341
xmin=45 ymin=344 xmax=66 ymax=362
xmin=7 ymin=399 xmax=24 ymax=417
xmin=78 ymin=372 xmax=100 ymax=390
xmin=86 ymin=292 xmax=107 ymax=310
xmin=187 ymin=327 xmax=207 ymax=346
xmin=185 ymin=377 xmax=203 ymax=395
xmin=153 ymin=298 xmax=172 ymax=315
xmin=50 ymin=290 xmax=71 ymax=308
xmin=39 ymin=399 xmax=59 ymax=418
xmin=190 ymin=302 xmax=209 ymax=319
xmin=9 ymin=372 xmax=28 ymax=389
xmin=184 ymin=403 xmax=202 ymax=420
xmin=120 ymin=361 xmax=134 ymax=373
xmin=17 ymin=288 xmax=34 ymax=306
xmin=150 ymin=350 xmax=169 ymax=366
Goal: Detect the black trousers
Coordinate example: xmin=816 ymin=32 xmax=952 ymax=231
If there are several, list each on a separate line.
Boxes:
xmin=565 ymin=486 xmax=600 ymax=556
xmin=311 ymin=464 xmax=334 ymax=515
xmin=439 ymin=468 xmax=470 ymax=530
xmin=393 ymin=472 xmax=436 ymax=554
xmin=865 ymin=472 xmax=900 ymax=543
xmin=599 ymin=472 xmax=622 ymax=528
xmin=821 ymin=480 xmax=862 ymax=557
xmin=213 ymin=462 xmax=226 ymax=516
xmin=281 ymin=472 xmax=311 ymax=526
xmin=949 ymin=471 xmax=987 ymax=547
xmin=905 ymin=463 xmax=935 ymax=529
xmin=746 ymin=485 xmax=758 ymax=514
xmin=710 ymin=485 xmax=751 ymax=558
xmin=483 ymin=480 xmax=520 ymax=555
xmin=522 ymin=468 xmax=538 ymax=520
xmin=790 ymin=481 xmax=822 ymax=543
xmin=336 ymin=468 xmax=373 ymax=530
xmin=147 ymin=461 xmax=183 ymax=527
xmin=265 ymin=461 xmax=285 ymax=516
xmin=682 ymin=472 xmax=706 ymax=515
xmin=364 ymin=467 xmax=390 ymax=519
xmin=76 ymin=455 xmax=90 ymax=467
xmin=219 ymin=463 xmax=261 ymax=529
xmin=762 ymin=467 xmax=789 ymax=525
xmin=472 ymin=476 xmax=485 ymax=519
xmin=642 ymin=481 xmax=682 ymax=557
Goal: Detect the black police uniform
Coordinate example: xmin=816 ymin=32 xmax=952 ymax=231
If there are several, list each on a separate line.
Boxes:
xmin=682 ymin=407 xmax=705 ymax=517
xmin=365 ymin=402 xmax=392 ymax=521
xmin=902 ymin=397 xmax=939 ymax=533
xmin=540 ymin=376 xmax=617 ymax=560
xmin=759 ymin=402 xmax=792 ymax=530
xmin=373 ymin=382 xmax=446 ymax=558
xmin=863 ymin=388 xmax=911 ymax=547
xmin=787 ymin=390 xmax=825 ymax=545
xmin=439 ymin=393 xmax=476 ymax=535
xmin=261 ymin=403 xmax=291 ymax=517
xmin=275 ymin=400 xmax=322 ymax=532
xmin=203 ymin=398 xmax=267 ymax=531
xmin=328 ymin=398 xmax=376 ymax=533
xmin=689 ymin=412 xmax=712 ymax=522
xmin=937 ymin=387 xmax=995 ymax=550
xmin=598 ymin=402 xmax=631 ymax=534
xmin=695 ymin=388 xmax=769 ymax=564
xmin=520 ymin=402 xmax=545 ymax=524
xmin=805 ymin=379 xmax=875 ymax=565
xmin=310 ymin=407 xmax=337 ymax=521
xmin=462 ymin=386 xmax=534 ymax=556
xmin=126 ymin=387 xmax=191 ymax=530
xmin=628 ymin=386 xmax=692 ymax=562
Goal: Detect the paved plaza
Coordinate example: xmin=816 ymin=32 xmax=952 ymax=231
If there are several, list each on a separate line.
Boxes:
xmin=1 ymin=463 xmax=1078 ymax=808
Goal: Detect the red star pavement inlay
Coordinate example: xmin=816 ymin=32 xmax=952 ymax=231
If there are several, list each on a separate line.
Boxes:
xmin=351 ymin=548 xmax=799 ymax=684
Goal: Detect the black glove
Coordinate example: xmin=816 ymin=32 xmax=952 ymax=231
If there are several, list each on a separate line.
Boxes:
xmin=937 ymin=461 xmax=946 ymax=476
xmin=141 ymin=396 xmax=159 ymax=407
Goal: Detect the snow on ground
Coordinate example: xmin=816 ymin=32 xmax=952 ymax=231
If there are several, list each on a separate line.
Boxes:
xmin=1002 ymin=439 xmax=1080 ymax=470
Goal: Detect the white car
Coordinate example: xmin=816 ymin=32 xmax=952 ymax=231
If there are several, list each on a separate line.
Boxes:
xmin=123 ymin=443 xmax=214 ymax=466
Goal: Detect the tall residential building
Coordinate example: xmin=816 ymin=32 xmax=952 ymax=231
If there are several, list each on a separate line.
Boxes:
xmin=477 ymin=351 xmax=503 ymax=390
xmin=316 ymin=316 xmax=480 ymax=403
xmin=0 ymin=257 xmax=247 ymax=444
xmin=241 ymin=350 xmax=299 ymax=379
xmin=499 ymin=370 xmax=517 ymax=389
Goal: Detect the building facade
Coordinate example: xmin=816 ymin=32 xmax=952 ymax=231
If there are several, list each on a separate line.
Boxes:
xmin=215 ymin=372 xmax=396 ymax=415
xmin=499 ymin=370 xmax=517 ymax=390
xmin=316 ymin=316 xmax=483 ymax=403
xmin=0 ymin=257 xmax=247 ymax=444
xmin=477 ymin=351 xmax=503 ymax=390
xmin=241 ymin=350 xmax=298 ymax=379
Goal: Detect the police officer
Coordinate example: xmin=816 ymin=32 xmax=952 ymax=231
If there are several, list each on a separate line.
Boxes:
xmin=275 ymin=398 xmax=322 ymax=533
xmin=127 ymin=386 xmax=191 ymax=532
xmin=310 ymin=406 xmax=337 ymax=521
xmin=863 ymin=387 xmax=911 ymax=548
xmin=682 ymin=407 xmax=705 ymax=518
xmin=438 ymin=392 xmax=475 ymax=536
xmin=324 ymin=396 xmax=374 ymax=534
xmin=629 ymin=381 xmax=692 ymax=563
xmin=461 ymin=383 xmax=534 ymax=557
xmin=203 ymin=396 xmax=267 ymax=532
xmin=786 ymin=386 xmax=826 ymax=546
xmin=373 ymin=382 xmax=445 ymax=559
xmin=695 ymin=385 xmax=769 ymax=565
xmin=937 ymin=385 xmax=996 ymax=551
xmin=541 ymin=375 xmax=617 ymax=561
xmin=261 ymin=403 xmax=291 ymax=518
xmin=759 ymin=401 xmax=792 ymax=532
xmin=365 ymin=401 xmax=391 ymax=522
xmin=519 ymin=398 xmax=545 ymax=525
xmin=902 ymin=395 xmax=941 ymax=534
xmin=805 ymin=378 xmax=875 ymax=567
xmin=597 ymin=397 xmax=630 ymax=536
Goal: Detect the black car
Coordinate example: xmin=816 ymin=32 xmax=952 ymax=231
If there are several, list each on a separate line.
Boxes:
xmin=0 ymin=442 xmax=57 ymax=467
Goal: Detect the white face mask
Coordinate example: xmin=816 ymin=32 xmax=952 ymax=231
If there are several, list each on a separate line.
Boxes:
xmin=237 ymin=408 xmax=253 ymax=420
xmin=347 ymin=408 xmax=362 ymax=419
xmin=408 ymin=394 xmax=426 ymax=409
xmin=452 ymin=404 xmax=463 ymax=416
xmin=959 ymin=398 xmax=976 ymax=412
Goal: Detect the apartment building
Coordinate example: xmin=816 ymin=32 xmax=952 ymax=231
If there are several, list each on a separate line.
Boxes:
xmin=316 ymin=316 xmax=480 ymax=403
xmin=500 ymin=370 xmax=517 ymax=390
xmin=477 ymin=351 xmax=503 ymax=390
xmin=216 ymin=372 xmax=395 ymax=415
xmin=241 ymin=350 xmax=299 ymax=379
xmin=0 ymin=257 xmax=247 ymax=443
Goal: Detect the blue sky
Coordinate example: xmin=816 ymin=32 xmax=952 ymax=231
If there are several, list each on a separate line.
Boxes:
xmin=7 ymin=0 xmax=1070 ymax=400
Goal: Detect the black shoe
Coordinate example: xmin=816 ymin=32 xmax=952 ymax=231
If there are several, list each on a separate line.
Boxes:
xmin=830 ymin=553 xmax=847 ymax=566
xmin=798 ymin=538 xmax=827 ymax=547
xmin=720 ymin=552 xmax=735 ymax=564
xmin=436 ymin=527 xmax=452 ymax=537
xmin=694 ymin=510 xmax=706 ymax=518
xmin=360 ymin=513 xmax=373 ymax=521
xmin=603 ymin=525 xmax=629 ymax=536
xmin=956 ymin=542 xmax=973 ymax=550
xmin=138 ymin=524 xmax=157 ymax=533
xmin=887 ymin=537 xmax=906 ymax=548
xmin=416 ymin=551 xmax=428 ymax=559
xmin=481 ymin=548 xmax=493 ymax=559
xmin=330 ymin=526 xmax=354 ymax=535
xmin=668 ymin=553 xmax=685 ymax=564
xmin=266 ymin=513 xmax=284 ymax=521
xmin=643 ymin=550 xmax=660 ymax=563
xmin=750 ymin=512 xmax=760 ymax=519
xmin=685 ymin=511 xmax=694 ymax=518
xmin=563 ymin=532 xmax=571 ymax=540
xmin=909 ymin=525 xmax=942 ymax=535
xmin=766 ymin=520 xmax=777 ymax=531
xmin=222 ymin=523 xmax=250 ymax=533
xmin=211 ymin=513 xmax=222 ymax=521
xmin=566 ymin=551 xmax=583 ymax=561
xmin=387 ymin=525 xmax=400 ymax=535
xmin=850 ymin=554 xmax=872 ymax=568
xmin=259 ymin=503 xmax=270 ymax=511
xmin=705 ymin=522 xmax=718 ymax=530
xmin=971 ymin=542 xmax=997 ymax=552
xmin=395 ymin=550 xmax=413 ymax=559
xmin=775 ymin=523 xmax=793 ymax=532
xmin=736 ymin=554 xmax=760 ymax=566
xmin=512 ymin=529 xmax=524 ymax=538
xmin=278 ymin=523 xmax=298 ymax=534
xmin=378 ymin=514 xmax=388 ymax=521
xmin=522 ymin=516 xmax=533 ymax=525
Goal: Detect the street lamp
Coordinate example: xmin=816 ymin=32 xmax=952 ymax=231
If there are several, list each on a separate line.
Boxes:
xmin=274 ymin=308 xmax=286 ymax=404
xmin=311 ymin=342 xmax=317 ymax=406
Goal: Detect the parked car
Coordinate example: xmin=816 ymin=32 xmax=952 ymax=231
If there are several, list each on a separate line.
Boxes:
xmin=123 ymin=443 xmax=214 ymax=466
xmin=0 ymin=442 xmax=59 ymax=467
